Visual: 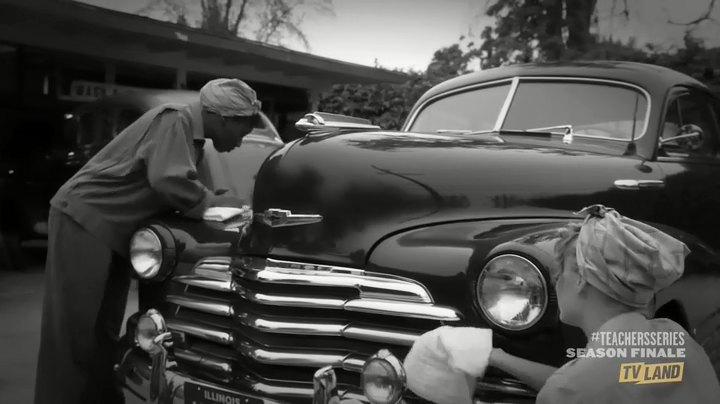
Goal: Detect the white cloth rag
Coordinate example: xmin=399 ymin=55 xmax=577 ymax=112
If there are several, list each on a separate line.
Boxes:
xmin=404 ymin=326 xmax=493 ymax=404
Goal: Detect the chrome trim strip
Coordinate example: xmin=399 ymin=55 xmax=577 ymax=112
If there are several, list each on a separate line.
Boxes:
xmin=174 ymin=257 xmax=234 ymax=291
xmin=402 ymin=78 xmax=514 ymax=131
xmin=166 ymin=320 xmax=234 ymax=345
xmin=235 ymin=283 xmax=347 ymax=309
xmin=167 ymin=295 xmax=234 ymax=317
xmin=493 ymin=76 xmax=520 ymax=131
xmin=174 ymin=275 xmax=234 ymax=292
xmin=345 ymin=299 xmax=461 ymax=321
xmin=191 ymin=256 xmax=233 ymax=280
xmin=237 ymin=341 xmax=366 ymax=370
xmin=239 ymin=313 xmax=422 ymax=346
xmin=173 ymin=348 xmax=233 ymax=374
xmin=238 ymin=313 xmax=345 ymax=336
xmin=342 ymin=326 xmax=419 ymax=346
xmin=241 ymin=379 xmax=320 ymax=400
xmin=169 ymin=296 xmax=423 ymax=345
xmin=173 ymin=279 xmax=460 ymax=322
xmin=239 ymin=257 xmax=434 ymax=304
xmin=174 ymin=257 xmax=461 ymax=322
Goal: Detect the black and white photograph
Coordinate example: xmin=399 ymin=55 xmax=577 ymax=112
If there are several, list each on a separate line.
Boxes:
xmin=1 ymin=0 xmax=720 ymax=403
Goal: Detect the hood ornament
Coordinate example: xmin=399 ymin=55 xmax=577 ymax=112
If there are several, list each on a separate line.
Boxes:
xmin=295 ymin=112 xmax=381 ymax=134
xmin=256 ymin=208 xmax=323 ymax=228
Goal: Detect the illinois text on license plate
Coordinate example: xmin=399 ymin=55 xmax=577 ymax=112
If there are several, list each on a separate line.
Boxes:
xmin=184 ymin=382 xmax=264 ymax=404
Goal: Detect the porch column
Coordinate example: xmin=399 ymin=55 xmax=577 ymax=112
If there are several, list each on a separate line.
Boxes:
xmin=175 ymin=68 xmax=187 ymax=89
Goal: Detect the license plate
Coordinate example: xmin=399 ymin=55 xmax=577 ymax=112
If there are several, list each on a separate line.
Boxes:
xmin=184 ymin=382 xmax=264 ymax=404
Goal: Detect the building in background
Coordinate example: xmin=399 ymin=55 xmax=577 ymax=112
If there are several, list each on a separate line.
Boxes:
xmin=0 ymin=0 xmax=406 ymax=148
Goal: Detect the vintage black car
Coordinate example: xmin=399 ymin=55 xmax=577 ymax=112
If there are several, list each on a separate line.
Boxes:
xmin=0 ymin=90 xmax=282 ymax=271
xmin=116 ymin=61 xmax=720 ymax=404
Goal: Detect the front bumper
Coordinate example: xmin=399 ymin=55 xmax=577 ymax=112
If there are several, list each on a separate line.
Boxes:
xmin=313 ymin=366 xmax=536 ymax=404
xmin=116 ymin=347 xmax=290 ymax=404
xmin=116 ymin=347 xmax=534 ymax=404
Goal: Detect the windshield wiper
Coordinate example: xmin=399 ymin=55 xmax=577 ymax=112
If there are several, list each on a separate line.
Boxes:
xmin=497 ymin=124 xmax=576 ymax=144
xmin=435 ymin=129 xmax=505 ymax=142
xmin=436 ymin=125 xmax=576 ymax=144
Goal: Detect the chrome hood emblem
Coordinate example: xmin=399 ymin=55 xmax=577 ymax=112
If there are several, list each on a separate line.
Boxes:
xmin=256 ymin=208 xmax=323 ymax=228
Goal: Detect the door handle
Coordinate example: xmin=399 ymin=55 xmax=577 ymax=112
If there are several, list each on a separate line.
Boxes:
xmin=614 ymin=179 xmax=665 ymax=190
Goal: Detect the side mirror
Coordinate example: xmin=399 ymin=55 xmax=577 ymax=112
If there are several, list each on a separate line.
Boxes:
xmin=659 ymin=124 xmax=704 ymax=151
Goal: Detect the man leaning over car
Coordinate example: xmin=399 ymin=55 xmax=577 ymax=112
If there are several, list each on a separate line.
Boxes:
xmin=34 ymin=78 xmax=262 ymax=404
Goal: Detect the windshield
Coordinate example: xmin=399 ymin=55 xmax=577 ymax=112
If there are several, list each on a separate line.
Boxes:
xmin=502 ymin=81 xmax=647 ymax=140
xmin=408 ymin=79 xmax=648 ymax=141
xmin=408 ymin=83 xmax=511 ymax=133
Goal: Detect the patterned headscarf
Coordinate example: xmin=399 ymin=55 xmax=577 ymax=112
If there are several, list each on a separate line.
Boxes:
xmin=199 ymin=78 xmax=262 ymax=117
xmin=573 ymin=204 xmax=690 ymax=308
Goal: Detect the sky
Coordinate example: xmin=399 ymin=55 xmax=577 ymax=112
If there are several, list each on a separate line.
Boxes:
xmin=77 ymin=0 xmax=720 ymax=71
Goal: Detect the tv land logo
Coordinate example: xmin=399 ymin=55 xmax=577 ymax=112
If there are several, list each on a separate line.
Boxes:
xmin=619 ymin=362 xmax=685 ymax=384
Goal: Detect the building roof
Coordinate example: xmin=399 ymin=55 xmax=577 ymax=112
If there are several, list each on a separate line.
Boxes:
xmin=0 ymin=0 xmax=407 ymax=89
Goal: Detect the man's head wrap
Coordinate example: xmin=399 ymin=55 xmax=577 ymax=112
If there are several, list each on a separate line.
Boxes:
xmin=200 ymin=78 xmax=262 ymax=117
xmin=572 ymin=204 xmax=690 ymax=308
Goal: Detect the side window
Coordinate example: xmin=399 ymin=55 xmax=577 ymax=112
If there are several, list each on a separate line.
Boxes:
xmin=660 ymin=92 xmax=719 ymax=158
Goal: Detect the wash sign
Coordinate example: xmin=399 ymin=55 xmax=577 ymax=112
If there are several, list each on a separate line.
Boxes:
xmin=66 ymin=81 xmax=146 ymax=102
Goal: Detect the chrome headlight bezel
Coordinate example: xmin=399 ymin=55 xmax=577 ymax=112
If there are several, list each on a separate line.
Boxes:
xmin=361 ymin=349 xmax=406 ymax=404
xmin=129 ymin=224 xmax=176 ymax=281
xmin=475 ymin=253 xmax=549 ymax=332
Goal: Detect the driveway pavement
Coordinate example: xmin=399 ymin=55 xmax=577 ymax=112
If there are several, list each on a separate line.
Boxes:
xmin=0 ymin=260 xmax=138 ymax=403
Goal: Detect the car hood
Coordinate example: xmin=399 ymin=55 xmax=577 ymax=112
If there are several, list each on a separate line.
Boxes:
xmin=248 ymin=130 xmax=661 ymax=266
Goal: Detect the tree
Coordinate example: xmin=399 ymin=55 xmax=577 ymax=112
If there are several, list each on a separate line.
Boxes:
xmin=139 ymin=0 xmax=333 ymax=49
xmin=478 ymin=0 xmax=718 ymax=68
xmin=318 ymin=43 xmax=479 ymax=130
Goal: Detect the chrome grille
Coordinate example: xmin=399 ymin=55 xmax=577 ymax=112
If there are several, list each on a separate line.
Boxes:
xmin=164 ymin=256 xmax=462 ymax=401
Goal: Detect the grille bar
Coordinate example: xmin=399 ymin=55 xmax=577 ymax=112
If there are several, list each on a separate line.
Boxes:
xmin=168 ymin=319 xmax=368 ymax=371
xmin=168 ymin=295 xmax=421 ymax=346
xmin=239 ymin=257 xmax=434 ymax=304
xmin=168 ymin=319 xmax=235 ymax=345
xmin=173 ymin=257 xmax=462 ymax=322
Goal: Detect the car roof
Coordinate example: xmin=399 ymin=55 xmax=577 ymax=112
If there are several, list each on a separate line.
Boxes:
xmin=418 ymin=61 xmax=707 ymax=104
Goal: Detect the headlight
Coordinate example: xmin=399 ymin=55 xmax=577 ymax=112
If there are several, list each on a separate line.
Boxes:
xmin=476 ymin=254 xmax=548 ymax=331
xmin=361 ymin=349 xmax=406 ymax=404
xmin=135 ymin=309 xmax=168 ymax=354
xmin=130 ymin=228 xmax=163 ymax=279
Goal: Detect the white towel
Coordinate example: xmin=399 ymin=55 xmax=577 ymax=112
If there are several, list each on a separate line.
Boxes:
xmin=404 ymin=326 xmax=493 ymax=404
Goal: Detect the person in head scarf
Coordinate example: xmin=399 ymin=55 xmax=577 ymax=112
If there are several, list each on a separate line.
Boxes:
xmin=404 ymin=205 xmax=720 ymax=403
xmin=199 ymin=78 xmax=262 ymax=153
xmin=35 ymin=78 xmax=262 ymax=404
